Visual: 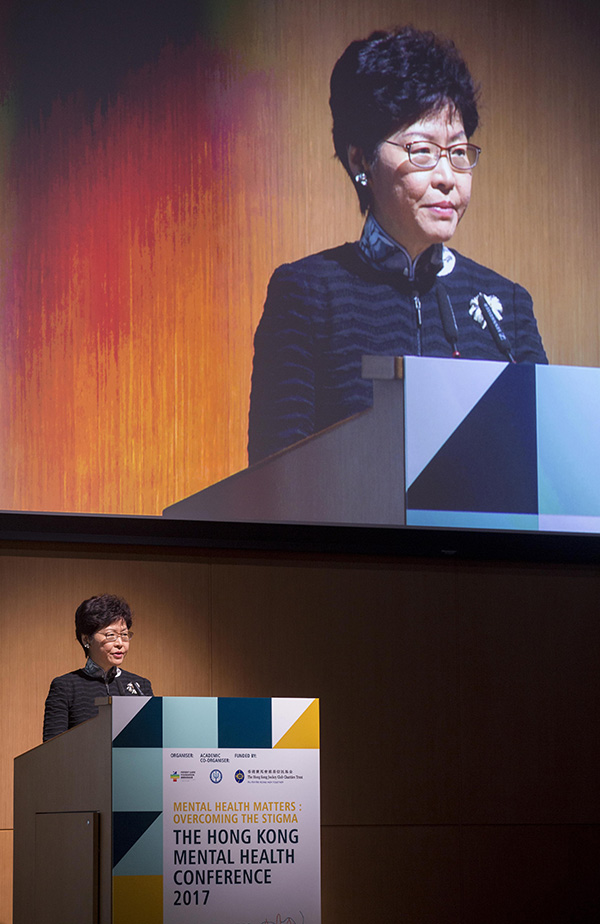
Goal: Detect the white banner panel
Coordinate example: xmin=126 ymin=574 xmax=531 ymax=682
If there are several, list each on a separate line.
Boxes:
xmin=163 ymin=748 xmax=320 ymax=923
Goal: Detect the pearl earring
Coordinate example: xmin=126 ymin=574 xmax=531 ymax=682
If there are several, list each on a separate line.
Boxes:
xmin=354 ymin=172 xmax=368 ymax=187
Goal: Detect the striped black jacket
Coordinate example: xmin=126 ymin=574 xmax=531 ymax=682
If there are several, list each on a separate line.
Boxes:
xmin=248 ymin=243 xmax=547 ymax=464
xmin=43 ymin=667 xmax=153 ymax=741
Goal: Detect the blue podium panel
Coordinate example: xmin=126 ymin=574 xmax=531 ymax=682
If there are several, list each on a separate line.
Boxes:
xmin=404 ymin=357 xmax=600 ymax=533
xmin=536 ymin=364 xmax=600 ymax=532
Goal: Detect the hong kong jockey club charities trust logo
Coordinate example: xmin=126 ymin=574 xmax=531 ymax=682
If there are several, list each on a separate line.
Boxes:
xmin=235 ymin=769 xmax=245 ymax=783
xmin=209 ymin=769 xmax=223 ymax=784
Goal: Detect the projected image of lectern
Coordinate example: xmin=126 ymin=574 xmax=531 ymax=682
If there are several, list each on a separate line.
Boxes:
xmin=164 ymin=357 xmax=600 ymax=535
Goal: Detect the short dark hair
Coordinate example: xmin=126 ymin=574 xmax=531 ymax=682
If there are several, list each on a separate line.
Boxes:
xmin=330 ymin=26 xmax=480 ymax=211
xmin=75 ymin=594 xmax=133 ymax=655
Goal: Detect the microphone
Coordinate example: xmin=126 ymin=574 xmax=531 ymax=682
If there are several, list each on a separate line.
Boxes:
xmin=477 ymin=294 xmax=516 ymax=363
xmin=436 ymin=284 xmax=461 ymax=357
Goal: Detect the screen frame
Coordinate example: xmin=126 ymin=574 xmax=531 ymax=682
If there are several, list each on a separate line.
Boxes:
xmin=2 ymin=510 xmax=600 ymax=564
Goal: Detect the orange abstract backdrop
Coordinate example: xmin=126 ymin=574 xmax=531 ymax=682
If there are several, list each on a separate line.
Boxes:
xmin=1 ymin=0 xmax=599 ymax=516
xmin=1 ymin=34 xmax=284 ymax=514
xmin=0 ymin=1 xmax=366 ymax=515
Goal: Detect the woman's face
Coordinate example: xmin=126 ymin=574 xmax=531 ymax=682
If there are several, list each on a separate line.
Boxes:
xmin=353 ymin=105 xmax=473 ymax=259
xmin=83 ymin=617 xmax=130 ymax=672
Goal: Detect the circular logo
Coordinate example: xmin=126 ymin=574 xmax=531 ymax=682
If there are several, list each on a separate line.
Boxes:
xmin=209 ymin=769 xmax=223 ymax=784
xmin=235 ymin=769 xmax=245 ymax=783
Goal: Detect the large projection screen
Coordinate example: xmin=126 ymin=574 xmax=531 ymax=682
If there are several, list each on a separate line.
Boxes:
xmin=1 ymin=0 xmax=599 ymax=531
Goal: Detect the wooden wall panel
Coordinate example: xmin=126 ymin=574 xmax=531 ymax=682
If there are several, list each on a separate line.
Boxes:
xmin=321 ymin=824 xmax=461 ymax=922
xmin=0 ymin=829 xmax=12 ymax=924
xmin=209 ymin=559 xmax=461 ymax=825
xmin=2 ymin=545 xmax=600 ymax=919
xmin=457 ymin=563 xmax=600 ymax=824
xmin=459 ymin=825 xmax=600 ymax=924
xmin=0 ymin=553 xmax=212 ymax=829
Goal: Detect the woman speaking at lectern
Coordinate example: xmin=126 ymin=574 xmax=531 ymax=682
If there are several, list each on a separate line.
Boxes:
xmin=248 ymin=26 xmax=547 ymax=464
xmin=43 ymin=593 xmax=153 ymax=741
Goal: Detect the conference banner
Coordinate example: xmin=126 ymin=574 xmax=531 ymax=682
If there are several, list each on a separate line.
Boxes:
xmin=112 ymin=696 xmax=321 ymax=924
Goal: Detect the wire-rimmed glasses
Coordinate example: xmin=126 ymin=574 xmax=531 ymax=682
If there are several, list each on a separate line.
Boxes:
xmin=385 ymin=139 xmax=481 ymax=171
xmin=97 ymin=630 xmax=133 ymax=643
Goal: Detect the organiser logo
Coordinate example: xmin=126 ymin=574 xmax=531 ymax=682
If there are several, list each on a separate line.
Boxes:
xmin=170 ymin=768 xmax=195 ymax=782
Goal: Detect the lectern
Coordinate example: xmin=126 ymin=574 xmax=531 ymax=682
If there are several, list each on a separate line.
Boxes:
xmin=163 ymin=356 xmax=600 ymax=534
xmin=14 ymin=696 xmax=321 ymax=924
xmin=14 ymin=699 xmax=113 ymax=924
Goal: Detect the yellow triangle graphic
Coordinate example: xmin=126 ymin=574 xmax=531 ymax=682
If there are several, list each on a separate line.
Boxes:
xmin=274 ymin=699 xmax=319 ymax=749
xmin=113 ymin=875 xmax=163 ymax=924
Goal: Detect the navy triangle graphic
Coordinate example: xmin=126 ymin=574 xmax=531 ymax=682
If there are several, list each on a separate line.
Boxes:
xmin=218 ymin=698 xmax=272 ymax=748
xmin=406 ymin=363 xmax=538 ymax=513
xmin=113 ymin=811 xmax=161 ymax=867
xmin=113 ymin=696 xmax=163 ymax=748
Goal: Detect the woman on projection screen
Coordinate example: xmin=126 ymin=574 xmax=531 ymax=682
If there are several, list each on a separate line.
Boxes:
xmin=247 ymin=26 xmax=547 ymax=465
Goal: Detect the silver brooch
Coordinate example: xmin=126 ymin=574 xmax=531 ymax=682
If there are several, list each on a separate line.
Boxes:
xmin=469 ymin=293 xmax=503 ymax=330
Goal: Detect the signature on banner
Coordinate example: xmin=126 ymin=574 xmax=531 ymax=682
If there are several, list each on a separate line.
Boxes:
xmin=261 ymin=915 xmax=305 ymax=924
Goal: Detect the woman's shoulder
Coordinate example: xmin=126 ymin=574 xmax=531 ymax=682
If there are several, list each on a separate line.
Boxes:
xmin=48 ymin=669 xmax=87 ymax=687
xmin=49 ymin=668 xmax=151 ymax=689
xmin=448 ymin=250 xmax=529 ymax=293
xmin=118 ymin=669 xmax=154 ymax=693
xmin=119 ymin=668 xmax=151 ymax=682
xmin=270 ymin=243 xmax=361 ymax=283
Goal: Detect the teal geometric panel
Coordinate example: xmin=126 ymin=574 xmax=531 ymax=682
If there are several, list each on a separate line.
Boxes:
xmin=111 ymin=697 xmax=152 ymax=740
xmin=218 ymin=697 xmax=271 ymax=748
xmin=406 ymin=509 xmax=539 ymax=530
xmin=112 ymin=747 xmax=163 ymax=811
xmin=537 ymin=364 xmax=600 ymax=517
xmin=113 ymin=812 xmax=163 ymax=874
xmin=406 ymin=363 xmax=538 ymax=515
xmin=162 ymin=696 xmax=218 ymax=748
xmin=405 ymin=356 xmax=506 ymax=489
xmin=113 ymin=695 xmax=163 ymax=748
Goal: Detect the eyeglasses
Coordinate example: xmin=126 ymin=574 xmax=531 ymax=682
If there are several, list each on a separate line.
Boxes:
xmin=384 ymin=139 xmax=481 ymax=171
xmin=97 ymin=630 xmax=133 ymax=643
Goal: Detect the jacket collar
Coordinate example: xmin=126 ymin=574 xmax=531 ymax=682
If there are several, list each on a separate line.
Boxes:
xmin=83 ymin=656 xmax=121 ymax=682
xmin=358 ymin=213 xmax=454 ymax=281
